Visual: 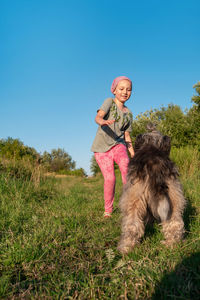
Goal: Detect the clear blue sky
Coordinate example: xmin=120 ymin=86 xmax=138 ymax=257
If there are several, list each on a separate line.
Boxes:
xmin=0 ymin=0 xmax=199 ymax=175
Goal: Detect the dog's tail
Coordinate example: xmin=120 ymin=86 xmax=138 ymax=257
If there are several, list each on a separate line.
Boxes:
xmin=155 ymin=195 xmax=171 ymax=222
xmin=145 ymin=153 xmax=174 ymax=221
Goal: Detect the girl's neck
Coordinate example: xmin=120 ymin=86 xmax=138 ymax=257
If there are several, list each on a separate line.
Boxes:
xmin=114 ymin=98 xmax=126 ymax=111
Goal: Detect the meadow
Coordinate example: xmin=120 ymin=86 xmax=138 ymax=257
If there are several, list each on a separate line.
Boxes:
xmin=0 ymin=146 xmax=200 ymax=299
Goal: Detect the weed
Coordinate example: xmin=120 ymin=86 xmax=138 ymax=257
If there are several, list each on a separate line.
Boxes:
xmin=0 ymin=148 xmax=199 ymax=299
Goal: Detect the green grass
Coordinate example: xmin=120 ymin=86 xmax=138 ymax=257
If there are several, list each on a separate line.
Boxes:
xmin=0 ymin=150 xmax=200 ymax=299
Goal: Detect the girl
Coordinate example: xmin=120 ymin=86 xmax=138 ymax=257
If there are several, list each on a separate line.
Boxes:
xmin=91 ymin=76 xmax=134 ymax=218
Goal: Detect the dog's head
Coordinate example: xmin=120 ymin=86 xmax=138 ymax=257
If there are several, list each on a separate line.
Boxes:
xmin=134 ymin=123 xmax=171 ymax=155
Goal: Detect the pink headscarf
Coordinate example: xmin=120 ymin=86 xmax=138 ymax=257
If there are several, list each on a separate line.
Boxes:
xmin=111 ymin=76 xmax=132 ymax=94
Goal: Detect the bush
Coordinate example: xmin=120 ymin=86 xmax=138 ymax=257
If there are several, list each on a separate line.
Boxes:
xmin=42 ymin=148 xmax=76 ymax=173
xmin=58 ymin=168 xmax=86 ymax=177
xmin=170 ymin=146 xmax=200 ymax=178
xmin=0 ymin=137 xmax=38 ymax=161
xmin=131 ymin=82 xmax=200 ymax=149
xmin=0 ymin=158 xmax=44 ymax=184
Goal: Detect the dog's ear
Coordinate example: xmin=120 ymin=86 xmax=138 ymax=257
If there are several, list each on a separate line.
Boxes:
xmin=160 ymin=136 xmax=171 ymax=154
xmin=134 ymin=134 xmax=145 ymax=152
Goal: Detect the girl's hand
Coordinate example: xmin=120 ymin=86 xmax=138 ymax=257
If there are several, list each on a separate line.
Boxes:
xmin=101 ymin=119 xmax=115 ymax=126
xmin=95 ymin=109 xmax=115 ymax=126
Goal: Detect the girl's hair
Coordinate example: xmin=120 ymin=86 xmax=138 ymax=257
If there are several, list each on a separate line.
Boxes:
xmin=111 ymin=76 xmax=132 ymax=93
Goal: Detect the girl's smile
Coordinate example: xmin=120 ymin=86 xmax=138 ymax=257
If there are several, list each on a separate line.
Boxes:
xmin=113 ymin=79 xmax=132 ymax=109
xmin=113 ymin=79 xmax=132 ymax=102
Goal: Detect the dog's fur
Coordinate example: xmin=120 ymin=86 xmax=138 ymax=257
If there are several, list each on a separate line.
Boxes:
xmin=118 ymin=124 xmax=186 ymax=254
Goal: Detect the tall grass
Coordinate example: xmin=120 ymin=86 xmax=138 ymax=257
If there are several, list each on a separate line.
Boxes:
xmin=0 ymin=147 xmax=199 ymax=299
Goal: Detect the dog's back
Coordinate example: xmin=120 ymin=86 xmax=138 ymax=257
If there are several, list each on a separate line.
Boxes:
xmin=127 ymin=130 xmax=179 ymax=222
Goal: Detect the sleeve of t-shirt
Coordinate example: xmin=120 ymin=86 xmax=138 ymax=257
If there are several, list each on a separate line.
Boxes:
xmin=97 ymin=98 xmax=113 ymax=114
xmin=125 ymin=111 xmax=133 ymax=132
xmin=126 ymin=122 xmax=133 ymax=132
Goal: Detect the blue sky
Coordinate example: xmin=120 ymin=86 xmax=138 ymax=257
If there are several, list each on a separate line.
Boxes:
xmin=0 ymin=0 xmax=199 ymax=175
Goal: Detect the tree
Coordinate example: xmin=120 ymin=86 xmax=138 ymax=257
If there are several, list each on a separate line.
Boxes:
xmin=131 ymin=104 xmax=190 ymax=147
xmin=131 ymin=108 xmax=164 ymax=138
xmin=42 ymin=148 xmax=75 ymax=172
xmin=186 ymin=82 xmax=200 ymax=148
xmin=42 ymin=151 xmax=52 ymax=171
xmin=158 ymin=104 xmax=190 ymax=147
xmin=0 ymin=137 xmax=38 ymax=161
xmin=191 ymin=82 xmax=200 ymax=108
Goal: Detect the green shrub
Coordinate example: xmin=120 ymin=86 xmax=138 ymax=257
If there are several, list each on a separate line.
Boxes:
xmin=58 ymin=168 xmax=86 ymax=177
xmin=0 ymin=158 xmax=44 ymax=185
xmin=170 ymin=146 xmax=200 ymax=178
xmin=0 ymin=137 xmax=38 ymax=161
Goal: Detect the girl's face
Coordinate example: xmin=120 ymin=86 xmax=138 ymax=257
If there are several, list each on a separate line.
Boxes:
xmin=113 ymin=80 xmax=132 ymax=103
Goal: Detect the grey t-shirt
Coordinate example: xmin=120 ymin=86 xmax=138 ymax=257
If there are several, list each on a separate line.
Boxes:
xmin=91 ymin=98 xmax=133 ymax=153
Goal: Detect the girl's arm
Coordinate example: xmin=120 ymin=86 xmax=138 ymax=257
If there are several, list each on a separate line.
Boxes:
xmin=124 ymin=131 xmax=134 ymax=158
xmin=95 ymin=109 xmax=115 ymax=126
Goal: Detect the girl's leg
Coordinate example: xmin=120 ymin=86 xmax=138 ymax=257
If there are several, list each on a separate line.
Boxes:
xmin=113 ymin=144 xmax=129 ymax=185
xmin=94 ymin=151 xmax=115 ymax=213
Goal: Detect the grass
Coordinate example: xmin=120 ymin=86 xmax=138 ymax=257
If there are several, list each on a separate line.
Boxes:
xmin=0 ymin=148 xmax=200 ymax=299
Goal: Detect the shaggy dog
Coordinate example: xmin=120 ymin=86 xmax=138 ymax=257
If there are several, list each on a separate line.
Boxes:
xmin=118 ymin=124 xmax=186 ymax=254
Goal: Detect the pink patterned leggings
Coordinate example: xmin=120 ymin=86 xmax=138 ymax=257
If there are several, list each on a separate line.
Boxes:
xmin=94 ymin=144 xmax=129 ymax=213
